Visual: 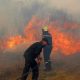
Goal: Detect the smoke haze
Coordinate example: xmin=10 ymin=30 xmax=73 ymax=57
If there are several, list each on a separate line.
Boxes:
xmin=0 ymin=0 xmax=80 ymax=37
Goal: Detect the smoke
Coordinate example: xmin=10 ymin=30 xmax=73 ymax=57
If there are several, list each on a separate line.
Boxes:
xmin=13 ymin=0 xmax=80 ymax=20
xmin=0 ymin=0 xmax=80 ymax=38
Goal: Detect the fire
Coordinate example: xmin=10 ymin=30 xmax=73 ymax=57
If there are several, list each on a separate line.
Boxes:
xmin=6 ymin=35 xmax=25 ymax=48
xmin=49 ymin=25 xmax=80 ymax=55
xmin=0 ymin=16 xmax=80 ymax=56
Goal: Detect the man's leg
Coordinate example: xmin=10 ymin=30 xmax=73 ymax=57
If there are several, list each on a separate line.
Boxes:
xmin=21 ymin=60 xmax=30 ymax=80
xmin=43 ymin=46 xmax=52 ymax=71
xmin=44 ymin=57 xmax=51 ymax=71
xmin=31 ymin=60 xmax=39 ymax=80
xmin=45 ymin=57 xmax=52 ymax=71
xmin=48 ymin=46 xmax=52 ymax=70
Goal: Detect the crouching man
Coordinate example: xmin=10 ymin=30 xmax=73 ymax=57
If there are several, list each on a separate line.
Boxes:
xmin=21 ymin=38 xmax=48 ymax=80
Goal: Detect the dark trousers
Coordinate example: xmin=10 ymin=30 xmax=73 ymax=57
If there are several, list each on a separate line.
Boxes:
xmin=43 ymin=46 xmax=52 ymax=71
xmin=21 ymin=58 xmax=39 ymax=80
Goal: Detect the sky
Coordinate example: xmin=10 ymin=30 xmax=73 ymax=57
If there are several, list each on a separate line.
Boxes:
xmin=0 ymin=0 xmax=80 ymax=37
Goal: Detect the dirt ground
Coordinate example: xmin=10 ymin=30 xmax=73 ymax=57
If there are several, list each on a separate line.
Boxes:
xmin=0 ymin=59 xmax=80 ymax=80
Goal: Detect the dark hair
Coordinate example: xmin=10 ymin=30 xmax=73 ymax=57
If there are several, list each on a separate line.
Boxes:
xmin=42 ymin=38 xmax=48 ymax=44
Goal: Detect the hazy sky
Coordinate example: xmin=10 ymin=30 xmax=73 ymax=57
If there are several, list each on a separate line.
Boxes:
xmin=12 ymin=0 xmax=80 ymax=15
xmin=0 ymin=0 xmax=80 ymax=37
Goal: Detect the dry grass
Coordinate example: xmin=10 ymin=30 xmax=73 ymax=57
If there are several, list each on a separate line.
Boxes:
xmin=0 ymin=60 xmax=80 ymax=80
xmin=0 ymin=48 xmax=80 ymax=80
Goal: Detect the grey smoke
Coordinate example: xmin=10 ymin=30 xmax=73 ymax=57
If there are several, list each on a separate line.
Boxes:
xmin=0 ymin=0 xmax=80 ymax=38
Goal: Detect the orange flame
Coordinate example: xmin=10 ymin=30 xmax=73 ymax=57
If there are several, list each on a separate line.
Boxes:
xmin=0 ymin=16 xmax=80 ymax=56
xmin=49 ymin=27 xmax=76 ymax=55
xmin=6 ymin=35 xmax=26 ymax=48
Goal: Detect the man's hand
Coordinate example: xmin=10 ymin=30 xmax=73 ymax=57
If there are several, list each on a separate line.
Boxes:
xmin=35 ymin=57 xmax=42 ymax=64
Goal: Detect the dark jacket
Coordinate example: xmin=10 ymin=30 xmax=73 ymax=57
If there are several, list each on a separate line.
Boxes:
xmin=42 ymin=31 xmax=52 ymax=46
xmin=24 ymin=42 xmax=43 ymax=61
xmin=42 ymin=30 xmax=52 ymax=58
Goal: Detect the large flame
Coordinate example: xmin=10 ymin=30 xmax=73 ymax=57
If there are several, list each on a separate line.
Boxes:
xmin=0 ymin=16 xmax=80 ymax=55
xmin=49 ymin=26 xmax=80 ymax=55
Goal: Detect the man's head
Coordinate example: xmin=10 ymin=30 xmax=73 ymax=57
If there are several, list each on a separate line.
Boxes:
xmin=40 ymin=38 xmax=48 ymax=47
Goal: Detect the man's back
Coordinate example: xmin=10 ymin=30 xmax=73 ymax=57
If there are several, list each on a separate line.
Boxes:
xmin=24 ymin=42 xmax=43 ymax=60
xmin=42 ymin=31 xmax=52 ymax=45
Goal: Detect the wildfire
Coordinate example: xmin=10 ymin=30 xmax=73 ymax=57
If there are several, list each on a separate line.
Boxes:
xmin=0 ymin=16 xmax=80 ymax=55
xmin=6 ymin=36 xmax=25 ymax=48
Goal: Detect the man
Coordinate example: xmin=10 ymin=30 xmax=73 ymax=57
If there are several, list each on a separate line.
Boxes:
xmin=42 ymin=26 xmax=52 ymax=71
xmin=21 ymin=38 xmax=48 ymax=80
